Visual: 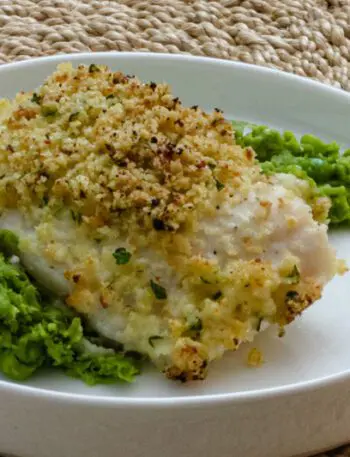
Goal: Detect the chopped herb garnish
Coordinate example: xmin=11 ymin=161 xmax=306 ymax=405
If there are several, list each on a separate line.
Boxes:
xmin=150 ymin=280 xmax=167 ymax=300
xmin=69 ymin=112 xmax=80 ymax=122
xmin=41 ymin=105 xmax=58 ymax=117
xmin=148 ymin=335 xmax=163 ymax=348
xmin=113 ymin=247 xmax=131 ymax=265
xmin=285 ymin=290 xmax=300 ymax=301
xmin=31 ymin=93 xmax=42 ymax=104
xmin=208 ymin=163 xmax=216 ymax=170
xmin=71 ymin=210 xmax=82 ymax=224
xmin=184 ymin=318 xmax=203 ymax=340
xmin=200 ymin=276 xmax=211 ymax=284
xmin=285 ymin=265 xmax=300 ymax=284
xmin=42 ymin=195 xmax=49 ymax=206
xmin=215 ymin=179 xmax=225 ymax=191
xmin=89 ymin=64 xmax=100 ymax=73
xmin=212 ymin=291 xmax=222 ymax=300
xmin=189 ymin=318 xmax=202 ymax=332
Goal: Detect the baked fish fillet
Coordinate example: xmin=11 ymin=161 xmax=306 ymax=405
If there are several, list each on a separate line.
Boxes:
xmin=0 ymin=63 xmax=342 ymax=381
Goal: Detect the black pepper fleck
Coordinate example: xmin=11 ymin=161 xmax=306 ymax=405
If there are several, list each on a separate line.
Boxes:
xmin=72 ymin=274 xmax=81 ymax=283
xmin=212 ymin=291 xmax=222 ymax=301
xmin=151 ymin=198 xmax=160 ymax=207
xmin=153 ymin=218 xmax=166 ymax=231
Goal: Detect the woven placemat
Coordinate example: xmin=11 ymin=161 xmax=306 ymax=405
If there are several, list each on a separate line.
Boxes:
xmin=0 ymin=1 xmax=349 ymax=456
xmin=0 ymin=0 xmax=349 ymax=89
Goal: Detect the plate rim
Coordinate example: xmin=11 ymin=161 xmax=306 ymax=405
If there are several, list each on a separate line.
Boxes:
xmin=1 ymin=368 xmax=350 ymax=408
xmin=0 ymin=51 xmax=349 ymax=407
xmin=1 ymin=51 xmax=349 ymax=101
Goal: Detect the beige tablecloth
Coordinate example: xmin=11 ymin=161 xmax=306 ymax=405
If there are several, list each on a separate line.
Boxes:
xmin=0 ymin=1 xmax=349 ymax=456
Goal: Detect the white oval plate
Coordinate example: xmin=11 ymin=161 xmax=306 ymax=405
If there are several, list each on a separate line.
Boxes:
xmin=0 ymin=53 xmax=350 ymax=457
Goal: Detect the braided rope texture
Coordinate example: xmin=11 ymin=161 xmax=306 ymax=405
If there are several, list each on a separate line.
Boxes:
xmin=0 ymin=0 xmax=349 ymax=89
xmin=0 ymin=1 xmax=349 ymax=457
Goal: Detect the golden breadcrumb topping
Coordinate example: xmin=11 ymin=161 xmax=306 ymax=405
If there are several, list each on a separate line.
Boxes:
xmin=0 ymin=63 xmax=340 ymax=382
xmin=247 ymin=348 xmax=263 ymax=367
xmin=0 ymin=63 xmax=256 ymax=236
